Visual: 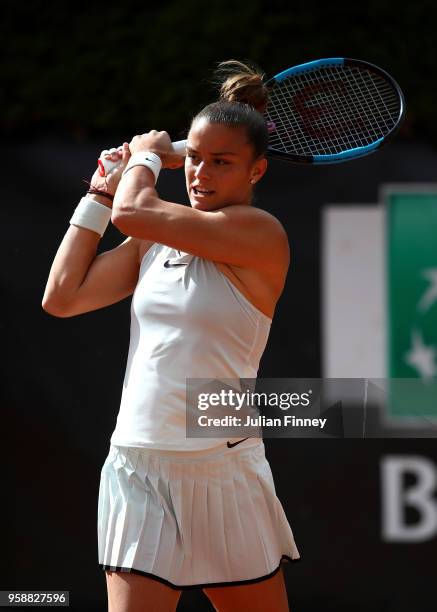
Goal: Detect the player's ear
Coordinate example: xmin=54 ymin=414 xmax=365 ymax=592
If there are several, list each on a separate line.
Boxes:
xmin=250 ymin=157 xmax=268 ymax=184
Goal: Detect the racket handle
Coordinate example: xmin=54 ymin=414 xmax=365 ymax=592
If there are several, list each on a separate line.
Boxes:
xmin=171 ymin=139 xmax=188 ymax=155
xmin=98 ymin=139 xmax=188 ymax=177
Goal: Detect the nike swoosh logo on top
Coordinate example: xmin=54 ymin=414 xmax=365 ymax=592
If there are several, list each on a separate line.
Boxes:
xmin=164 ymin=260 xmax=188 ymax=268
xmin=227 ymin=438 xmax=249 ymax=448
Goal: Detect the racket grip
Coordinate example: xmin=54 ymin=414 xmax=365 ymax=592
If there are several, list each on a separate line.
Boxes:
xmin=97 ymin=157 xmax=120 ymax=176
xmin=98 ymin=139 xmax=188 ymax=177
xmin=171 ymin=140 xmax=188 ymax=156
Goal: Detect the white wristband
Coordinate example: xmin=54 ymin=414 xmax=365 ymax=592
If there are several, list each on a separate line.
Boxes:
xmin=122 ymin=151 xmax=162 ymax=184
xmin=69 ymin=197 xmax=112 ymax=237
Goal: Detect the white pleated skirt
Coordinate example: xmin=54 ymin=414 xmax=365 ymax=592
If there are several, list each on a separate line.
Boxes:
xmin=97 ymin=438 xmax=301 ymax=590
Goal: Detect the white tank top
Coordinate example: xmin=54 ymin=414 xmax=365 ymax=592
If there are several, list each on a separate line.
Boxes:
xmin=110 ymin=242 xmax=272 ymax=450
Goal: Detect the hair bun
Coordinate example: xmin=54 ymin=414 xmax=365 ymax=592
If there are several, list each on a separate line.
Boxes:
xmin=212 ymin=59 xmax=269 ymax=114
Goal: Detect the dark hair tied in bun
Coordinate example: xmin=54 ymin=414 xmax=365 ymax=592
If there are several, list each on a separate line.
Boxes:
xmin=214 ymin=59 xmax=269 ymax=114
xmin=190 ymin=59 xmax=269 ymax=160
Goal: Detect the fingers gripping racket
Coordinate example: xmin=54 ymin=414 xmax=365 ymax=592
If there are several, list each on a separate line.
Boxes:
xmin=98 ymin=141 xmax=187 ymax=176
xmin=99 ymin=57 xmax=405 ymax=175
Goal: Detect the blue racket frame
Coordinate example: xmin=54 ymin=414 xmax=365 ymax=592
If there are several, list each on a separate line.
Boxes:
xmin=264 ymin=57 xmax=406 ymax=164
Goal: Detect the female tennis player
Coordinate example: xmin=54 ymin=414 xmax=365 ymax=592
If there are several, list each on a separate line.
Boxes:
xmin=42 ymin=60 xmax=300 ymax=612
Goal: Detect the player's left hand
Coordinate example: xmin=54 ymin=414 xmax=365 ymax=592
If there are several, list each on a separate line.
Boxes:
xmin=89 ymin=143 xmax=131 ymax=195
xmin=129 ymin=131 xmax=185 ymax=170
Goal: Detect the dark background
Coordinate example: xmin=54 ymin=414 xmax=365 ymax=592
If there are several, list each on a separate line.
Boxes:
xmin=4 ymin=1 xmax=437 ymax=610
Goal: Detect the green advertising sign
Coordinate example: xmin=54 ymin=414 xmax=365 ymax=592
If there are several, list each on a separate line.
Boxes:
xmin=386 ymin=188 xmax=437 ymax=417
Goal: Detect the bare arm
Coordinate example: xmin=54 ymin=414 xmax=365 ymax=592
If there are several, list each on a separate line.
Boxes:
xmin=42 ymin=145 xmax=152 ymax=318
xmin=41 ymin=216 xmax=148 ymax=317
xmin=112 ymin=167 xmax=289 ymax=275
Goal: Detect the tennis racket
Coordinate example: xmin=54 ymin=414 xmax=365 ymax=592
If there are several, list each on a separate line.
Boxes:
xmin=98 ymin=56 xmax=405 ymax=175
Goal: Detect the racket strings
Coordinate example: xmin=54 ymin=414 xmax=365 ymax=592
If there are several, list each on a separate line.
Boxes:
xmin=266 ymin=64 xmax=401 ymax=157
xmin=272 ymin=68 xmax=397 ymax=151
xmin=270 ymin=72 xmax=398 ymax=155
xmin=269 ymin=73 xmax=384 ymax=154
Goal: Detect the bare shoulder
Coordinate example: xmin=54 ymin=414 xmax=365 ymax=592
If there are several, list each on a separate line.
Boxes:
xmin=221 ymin=204 xmax=289 ymax=256
xmin=250 ymin=206 xmax=290 ymax=268
xmin=222 ymin=207 xmax=290 ymax=316
xmin=243 ymin=204 xmax=288 ymax=239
